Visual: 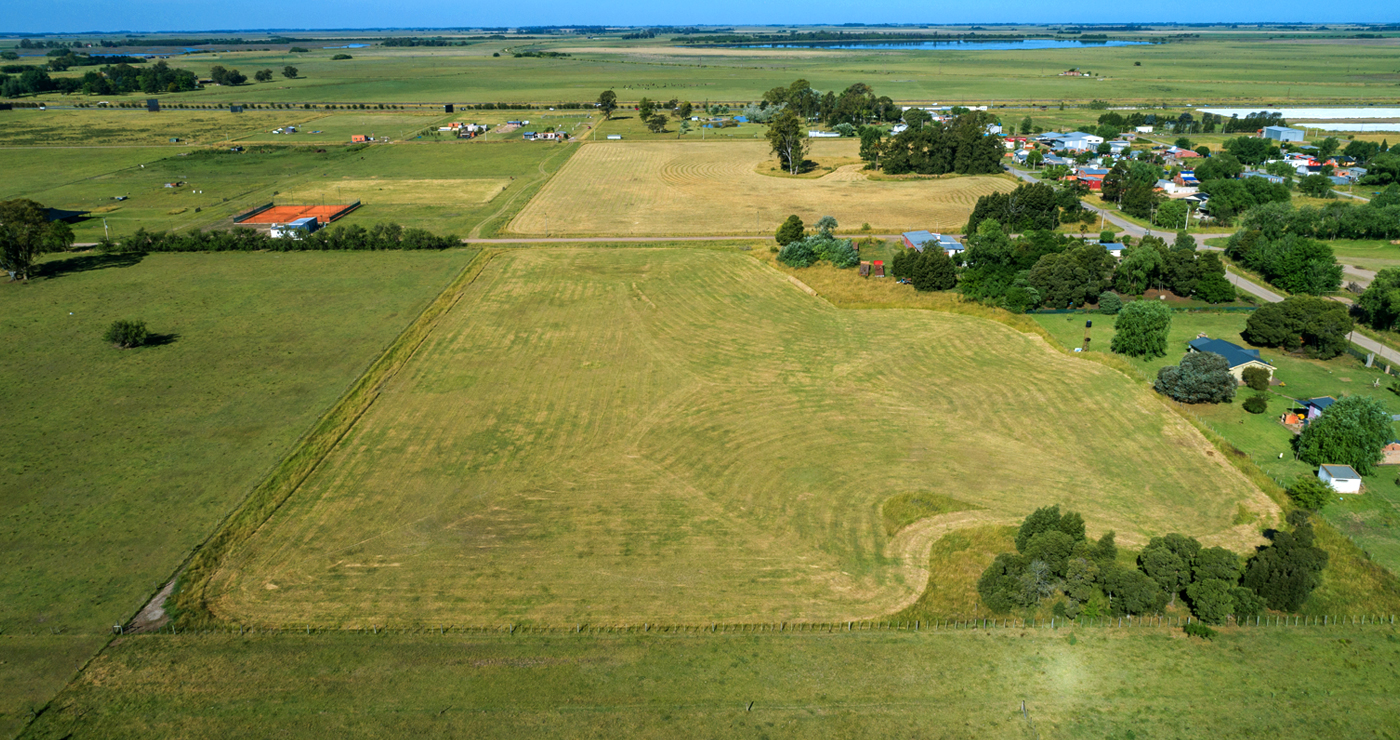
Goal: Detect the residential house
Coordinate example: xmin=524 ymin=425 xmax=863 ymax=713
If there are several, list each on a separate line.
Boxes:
xmin=1243 ymin=170 xmax=1285 ymax=185
xmin=1186 ymin=337 xmax=1274 ymax=381
xmin=901 ymin=230 xmax=964 ymax=257
xmin=1059 ymin=131 xmax=1104 ymax=152
xmin=1100 ymin=242 xmax=1125 ymax=258
xmin=1075 ymin=167 xmax=1109 ymax=190
xmin=1135 ymin=125 xmax=1154 ymax=133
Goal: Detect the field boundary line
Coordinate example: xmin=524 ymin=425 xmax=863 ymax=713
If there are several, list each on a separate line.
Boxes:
xmin=471 ymin=143 xmax=578 ymax=238
xmin=166 ymin=248 xmax=499 ymax=626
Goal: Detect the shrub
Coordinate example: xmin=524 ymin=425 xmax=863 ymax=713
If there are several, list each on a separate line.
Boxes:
xmin=1242 ymin=392 xmax=1269 ymax=414
xmin=1183 ymin=622 xmax=1216 ymax=640
xmin=1097 ymin=291 xmax=1122 ymax=315
xmin=1287 ymin=475 xmax=1333 ymax=511
xmin=1241 ymin=365 xmax=1271 ymax=391
xmin=1111 ymin=300 xmax=1172 ymax=358
xmin=777 ymin=239 xmax=816 ymax=268
xmin=331 ymin=54 xmax=353 ymax=60
xmin=104 ymin=319 xmax=148 ymax=348
xmin=1154 ymin=351 xmax=1237 ymax=404
xmin=774 ymin=215 xmax=804 ymax=246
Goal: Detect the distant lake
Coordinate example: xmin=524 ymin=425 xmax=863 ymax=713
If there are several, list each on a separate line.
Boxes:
xmin=723 ymin=40 xmax=1150 ymax=51
xmin=323 ymin=44 xmax=369 ymax=49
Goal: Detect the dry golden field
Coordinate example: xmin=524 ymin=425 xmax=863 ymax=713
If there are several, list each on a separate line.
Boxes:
xmin=509 ymin=140 xmax=1018 ymax=236
xmin=276 ymin=178 xmax=509 ymax=206
xmin=206 ymin=248 xmax=1272 ymax=629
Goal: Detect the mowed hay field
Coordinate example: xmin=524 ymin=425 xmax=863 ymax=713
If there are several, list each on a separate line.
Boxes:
xmin=509 ymin=140 xmax=1017 ymax=236
xmin=208 ymin=248 xmax=1273 ymax=628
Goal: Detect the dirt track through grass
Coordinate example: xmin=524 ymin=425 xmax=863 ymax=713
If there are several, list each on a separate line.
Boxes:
xmin=208 ymin=248 xmax=1272 ymax=628
xmin=509 ymin=140 xmax=1017 ymax=236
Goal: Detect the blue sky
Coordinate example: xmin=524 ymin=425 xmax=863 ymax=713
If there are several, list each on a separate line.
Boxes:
xmin=1 ymin=1 xmax=1394 ymax=34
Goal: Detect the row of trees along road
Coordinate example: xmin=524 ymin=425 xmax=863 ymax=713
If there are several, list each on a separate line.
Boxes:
xmin=979 ymin=505 xmax=1325 ymax=622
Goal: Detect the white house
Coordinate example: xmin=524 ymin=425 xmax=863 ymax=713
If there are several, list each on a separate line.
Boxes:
xmin=808 ymin=130 xmax=841 ymax=138
xmin=1318 ymin=464 xmax=1362 ymax=494
xmin=1059 ymin=131 xmax=1105 ymax=152
xmin=1135 ymin=125 xmax=1154 ymax=133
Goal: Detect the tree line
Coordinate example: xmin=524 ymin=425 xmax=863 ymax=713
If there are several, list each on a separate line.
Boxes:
xmin=97 ymin=223 xmax=459 ymax=254
xmin=2 ymin=60 xmax=200 ymax=97
xmin=1241 ymin=184 xmax=1400 ymax=241
xmin=1224 ymin=230 xmax=1342 ymax=295
xmin=979 ymin=505 xmax=1326 ymax=623
xmin=860 ymin=113 xmax=1004 ymax=176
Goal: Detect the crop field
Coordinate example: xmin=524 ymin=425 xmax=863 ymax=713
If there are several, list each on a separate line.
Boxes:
xmin=28 ymin=37 xmax=1400 ymax=107
xmin=510 ymin=140 xmax=1016 ymax=236
xmin=203 ymin=248 xmax=1272 ymax=629
xmin=0 ymin=248 xmax=475 ymax=736
xmin=0 ymin=108 xmax=324 ymax=147
xmin=3 ymin=139 xmax=571 ymax=240
xmin=21 ymin=626 xmax=1400 ymax=739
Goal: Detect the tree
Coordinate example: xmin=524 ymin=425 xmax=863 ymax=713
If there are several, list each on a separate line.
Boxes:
xmin=777 ymin=239 xmax=816 ymax=268
xmin=645 ymin=113 xmax=668 ymax=133
xmin=1019 ymin=116 xmax=1033 ymax=135
xmin=1243 ymin=296 xmax=1351 ymax=358
xmin=1027 ymin=241 xmax=1116 ymax=309
xmin=1288 ymin=475 xmax=1333 ymax=511
xmin=1113 ymin=239 xmax=1165 ymax=295
xmin=638 ymin=97 xmax=655 ymax=119
xmin=1120 ymin=183 xmax=1158 ymax=220
xmin=254 ymin=69 xmax=273 ymax=82
xmin=1316 ymin=137 xmax=1340 ymax=160
xmin=1163 ymin=248 xmax=1200 ymax=296
xmin=1101 ymin=565 xmax=1165 ymax=616
xmin=774 ymin=215 xmax=804 ymax=246
xmin=1185 ymin=579 xmax=1235 ymax=624
xmin=1111 ymin=300 xmax=1172 ymax=358
xmin=857 ymin=126 xmax=884 ymax=169
xmin=1101 ymin=161 xmax=1129 ymax=202
xmin=814 ymin=216 xmax=838 ymax=236
xmin=910 ymin=249 xmax=957 ymax=291
xmin=1025 ymin=149 xmax=1044 ymax=170
xmin=766 ymin=109 xmax=807 ymax=175
xmin=282 ymin=65 xmax=298 ymax=79
xmin=1098 ymin=291 xmax=1122 ymax=315
xmin=1357 ymin=268 xmax=1400 ymax=331
xmin=1154 ymin=351 xmax=1237 ymax=404
xmin=1 ymin=198 xmax=74 ymax=280
xmin=1243 ymin=392 xmax=1269 ymax=414
xmin=1194 ymin=152 xmax=1243 ymax=182
xmin=1193 ymin=253 xmax=1235 ymax=304
xmin=675 ymin=101 xmax=693 ymax=119
xmin=596 ymin=90 xmax=618 ymax=120
xmin=1194 ymin=547 xmax=1242 ymax=583
xmin=104 ymin=319 xmax=149 ymax=348
xmin=1139 ymin=544 xmax=1188 ymax=603
xmin=1296 ymin=395 xmax=1392 ymax=476
xmin=1153 ymin=199 xmax=1189 ymax=229
xmin=1298 ymin=173 xmax=1335 ymax=198
xmin=1242 ymin=512 xmax=1328 ymax=612
xmin=1241 ymin=365 xmax=1271 ymax=392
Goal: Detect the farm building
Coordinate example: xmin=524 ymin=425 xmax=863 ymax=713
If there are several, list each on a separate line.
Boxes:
xmin=1263 ymin=125 xmax=1305 ymax=142
xmin=1186 ymin=337 xmax=1273 ymax=381
xmin=1057 ymin=132 xmax=1104 ymax=152
xmin=1318 ymin=464 xmax=1362 ymax=494
xmin=1303 ymin=396 xmax=1335 ymax=420
xmin=808 ymin=131 xmax=841 ymax=138
xmin=270 ymin=217 xmax=320 ymax=239
xmin=351 ymin=134 xmax=369 ymax=143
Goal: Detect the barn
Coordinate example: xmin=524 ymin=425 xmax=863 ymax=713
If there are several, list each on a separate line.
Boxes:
xmin=1318 ymin=464 xmax=1362 ymax=494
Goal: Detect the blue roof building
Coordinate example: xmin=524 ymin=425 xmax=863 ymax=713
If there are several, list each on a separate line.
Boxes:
xmin=1187 ymin=337 xmax=1273 ymax=380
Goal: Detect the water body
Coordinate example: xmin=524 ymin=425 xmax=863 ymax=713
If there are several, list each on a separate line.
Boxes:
xmin=1198 ymin=107 xmax=1400 ymax=120
xmin=725 ymin=39 xmax=1149 ymax=51
xmin=323 ymin=44 xmax=369 ymax=49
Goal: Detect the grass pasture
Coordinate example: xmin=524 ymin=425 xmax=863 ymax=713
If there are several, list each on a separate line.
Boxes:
xmin=234 ymin=111 xmax=451 ymax=144
xmin=509 ymin=140 xmax=1017 ymax=236
xmin=0 ymin=108 xmax=320 ymax=147
xmin=205 ymin=248 xmax=1272 ymax=629
xmin=0 ymin=249 xmax=475 ymax=736
xmin=21 ymin=627 xmax=1400 ymax=739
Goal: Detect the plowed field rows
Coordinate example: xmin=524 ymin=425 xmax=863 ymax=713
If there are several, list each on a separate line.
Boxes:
xmin=209 ymin=249 xmax=1272 ymax=628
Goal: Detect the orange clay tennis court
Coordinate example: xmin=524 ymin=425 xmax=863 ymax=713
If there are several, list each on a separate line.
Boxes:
xmin=233 ymin=201 xmax=361 ymax=225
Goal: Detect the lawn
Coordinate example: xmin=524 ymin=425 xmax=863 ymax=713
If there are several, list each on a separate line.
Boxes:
xmin=1327 ymin=238 xmax=1400 ymax=272
xmin=233 ymin=111 xmax=452 ymax=144
xmin=0 ymin=108 xmax=322 ymax=147
xmin=19 ymin=626 xmax=1400 ymax=739
xmin=0 ymin=248 xmax=475 ymax=735
xmin=509 ymin=140 xmax=1018 ymax=236
xmin=200 ymin=248 xmax=1271 ymax=630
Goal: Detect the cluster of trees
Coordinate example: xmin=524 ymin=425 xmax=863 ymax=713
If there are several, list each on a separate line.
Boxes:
xmin=966 ymin=183 xmax=1067 ymax=233
xmin=1 ymin=199 xmax=76 ymax=281
xmin=1242 ymin=296 xmax=1352 ymax=359
xmin=977 ymin=505 xmax=1318 ymax=623
xmin=1295 ymin=395 xmax=1393 ymax=476
xmin=773 ymin=216 xmax=858 ymax=269
xmin=889 ymin=245 xmax=957 ymax=291
xmin=866 ymin=113 xmax=1003 ymax=176
xmin=1114 ymin=234 xmax=1235 ymax=302
xmin=1240 ymin=185 xmax=1400 ymax=241
xmin=1168 ymin=111 xmax=1286 ymax=136
xmin=208 ymin=65 xmax=248 ymax=86
xmin=1099 ymin=160 xmax=1164 ymax=220
xmin=1355 ymin=267 xmax=1400 ymax=332
xmin=1224 ymin=230 xmax=1342 ymax=295
xmin=760 ymin=79 xmax=901 ymax=127
xmin=98 ymin=223 xmax=459 ymax=254
xmin=1154 ymin=351 xmax=1237 ymax=404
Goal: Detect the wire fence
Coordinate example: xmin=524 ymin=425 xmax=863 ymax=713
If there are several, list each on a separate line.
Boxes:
xmin=117 ymin=613 xmax=1400 ymax=637
xmin=1029 ymin=306 xmax=1260 ymax=315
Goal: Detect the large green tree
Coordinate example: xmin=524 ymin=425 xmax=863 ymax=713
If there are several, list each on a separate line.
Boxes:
xmin=1154 ymin=351 xmax=1237 ymax=404
xmin=1243 ymin=296 xmax=1351 ymax=358
xmin=765 ymin=109 xmax=807 ymax=175
xmin=1111 ymin=300 xmax=1172 ymax=358
xmin=1 ymin=198 xmax=74 ymax=280
xmin=1242 ymin=512 xmax=1328 ymax=612
xmin=596 ymin=89 xmax=618 ymax=119
xmin=1355 ymin=267 xmax=1400 ymax=331
xmin=1295 ymin=395 xmax=1392 ymax=475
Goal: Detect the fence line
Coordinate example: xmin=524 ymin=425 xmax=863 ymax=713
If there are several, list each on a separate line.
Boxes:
xmin=1029 ymin=306 xmax=1260 ymax=315
xmin=115 ymin=613 xmax=1399 ymax=637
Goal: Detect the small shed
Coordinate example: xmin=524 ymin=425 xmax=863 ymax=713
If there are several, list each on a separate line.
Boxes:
xmin=871 ymin=260 xmax=885 ymax=278
xmin=1318 ymin=464 xmax=1362 ymax=494
xmin=1304 ymin=396 xmax=1336 ymax=420
xmin=859 ymin=262 xmax=871 ymax=277
xmin=607 ymin=134 xmax=622 ymax=140
xmin=351 ymin=134 xmax=368 ymax=143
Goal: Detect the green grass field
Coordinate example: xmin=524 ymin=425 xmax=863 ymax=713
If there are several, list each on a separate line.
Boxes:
xmin=0 ymin=248 xmax=475 ymax=736
xmin=1 ymin=139 xmax=572 ymax=240
xmin=19 ymin=626 xmax=1400 ymax=739
xmin=201 ymin=248 xmax=1271 ymax=629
